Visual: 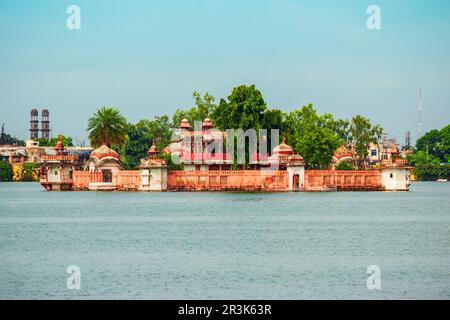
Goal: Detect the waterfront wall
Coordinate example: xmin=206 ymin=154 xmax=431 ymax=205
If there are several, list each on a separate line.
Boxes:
xmin=70 ymin=168 xmax=404 ymax=192
xmin=72 ymin=170 xmax=141 ymax=190
xmin=114 ymin=171 xmax=141 ymax=190
xmin=167 ymin=170 xmax=289 ymax=191
xmin=304 ymin=170 xmax=382 ymax=191
xmin=72 ymin=171 xmax=94 ymax=190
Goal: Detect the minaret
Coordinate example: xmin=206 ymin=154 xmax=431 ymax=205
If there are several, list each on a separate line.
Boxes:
xmin=30 ymin=109 xmax=39 ymax=140
xmin=41 ymin=109 xmax=50 ymax=140
xmin=418 ymin=89 xmax=423 ymax=139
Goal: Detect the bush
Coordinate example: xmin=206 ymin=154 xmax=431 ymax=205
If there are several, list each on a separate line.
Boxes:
xmin=335 ymin=161 xmax=354 ymax=170
xmin=11 ymin=163 xmax=40 ymax=181
xmin=162 ymin=153 xmax=183 ymax=170
xmin=12 ymin=164 xmax=23 ymax=181
xmin=23 ymin=163 xmax=39 ymax=181
xmin=413 ymin=164 xmax=450 ymax=181
xmin=0 ymin=162 xmax=13 ymax=181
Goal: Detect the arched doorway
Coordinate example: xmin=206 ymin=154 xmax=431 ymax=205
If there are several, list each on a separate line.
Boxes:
xmin=102 ymin=169 xmax=112 ymax=183
xmin=292 ymin=174 xmax=300 ymax=191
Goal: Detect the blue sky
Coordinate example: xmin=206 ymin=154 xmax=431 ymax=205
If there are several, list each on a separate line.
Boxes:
xmin=0 ymin=0 xmax=449 ymax=144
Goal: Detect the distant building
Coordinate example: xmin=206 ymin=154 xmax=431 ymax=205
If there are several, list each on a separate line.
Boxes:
xmin=367 ymin=136 xmax=400 ymax=166
xmin=40 ymin=136 xmax=76 ymax=191
xmin=41 ymin=109 xmax=50 ymax=140
xmin=1 ymin=139 xmax=92 ymax=167
xmin=0 ymin=146 xmax=26 ymax=164
xmin=163 ymin=118 xmax=233 ymax=171
xmin=29 ymin=108 xmax=51 ymax=141
xmin=30 ymin=109 xmax=39 ymax=140
xmin=332 ymin=144 xmax=357 ymax=168
xmin=368 ymin=142 xmax=380 ymax=165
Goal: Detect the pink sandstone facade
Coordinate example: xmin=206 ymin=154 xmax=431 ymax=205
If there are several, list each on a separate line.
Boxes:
xmin=72 ymin=171 xmax=141 ymax=191
xmin=304 ymin=170 xmax=382 ymax=191
xmin=70 ymin=169 xmax=383 ymax=192
xmin=167 ymin=170 xmax=289 ymax=191
xmin=40 ymin=119 xmax=412 ymax=192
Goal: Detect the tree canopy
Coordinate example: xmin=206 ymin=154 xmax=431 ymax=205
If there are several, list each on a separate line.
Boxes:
xmin=120 ymin=116 xmax=172 ymax=169
xmin=37 ymin=135 xmax=73 ymax=147
xmin=0 ymin=129 xmax=24 ymax=146
xmin=408 ymin=150 xmax=440 ymax=166
xmin=172 ymin=91 xmax=216 ymax=127
xmin=416 ymin=125 xmax=450 ymax=163
xmin=349 ymin=115 xmax=383 ymax=162
xmin=87 ymin=106 xmax=128 ymax=148
xmin=283 ymin=104 xmax=341 ymax=168
xmin=212 ymin=85 xmax=267 ymax=131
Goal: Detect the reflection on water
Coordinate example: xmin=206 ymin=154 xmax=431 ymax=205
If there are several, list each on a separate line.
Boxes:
xmin=0 ymin=182 xmax=449 ymax=299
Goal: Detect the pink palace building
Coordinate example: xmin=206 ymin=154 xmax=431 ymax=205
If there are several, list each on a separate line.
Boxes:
xmin=40 ymin=118 xmax=412 ymax=192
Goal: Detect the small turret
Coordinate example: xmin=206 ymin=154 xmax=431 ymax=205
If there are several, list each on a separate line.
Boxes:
xmin=139 ymin=140 xmax=168 ymax=191
xmin=55 ymin=135 xmax=64 ymax=155
xmin=179 ymin=118 xmax=191 ymax=132
xmin=148 ymin=141 xmax=158 ymax=159
xmin=202 ymin=117 xmax=213 ymax=131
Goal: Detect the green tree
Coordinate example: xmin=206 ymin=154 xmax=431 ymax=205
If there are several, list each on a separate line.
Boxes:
xmin=334 ymin=119 xmax=351 ymax=144
xmin=87 ymin=106 xmax=128 ymax=148
xmin=439 ymin=125 xmax=450 ymax=162
xmin=0 ymin=131 xmax=24 ymax=146
xmin=37 ymin=135 xmax=73 ymax=147
xmin=209 ymin=85 xmax=269 ymax=167
xmin=407 ymin=150 xmax=440 ymax=166
xmin=261 ymin=108 xmax=285 ymax=151
xmin=416 ymin=129 xmax=442 ymax=160
xmin=120 ymin=116 xmax=173 ymax=169
xmin=172 ymin=91 xmax=216 ymax=127
xmin=413 ymin=163 xmax=450 ymax=181
xmin=211 ymin=84 xmax=267 ymax=131
xmin=284 ymin=104 xmax=340 ymax=168
xmin=0 ymin=162 xmax=13 ymax=181
xmin=349 ymin=115 xmax=383 ymax=166
xmin=416 ymin=125 xmax=450 ymax=163
xmin=335 ymin=161 xmax=354 ymax=170
xmin=262 ymin=109 xmax=284 ymax=131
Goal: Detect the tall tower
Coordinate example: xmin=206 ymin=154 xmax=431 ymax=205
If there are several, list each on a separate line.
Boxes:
xmin=418 ymin=88 xmax=423 ymax=139
xmin=41 ymin=109 xmax=50 ymax=140
xmin=405 ymin=131 xmax=411 ymax=149
xmin=30 ymin=109 xmax=39 ymax=140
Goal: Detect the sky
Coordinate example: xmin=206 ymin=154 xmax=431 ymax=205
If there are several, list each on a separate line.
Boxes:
xmin=0 ymin=0 xmax=449 ymax=145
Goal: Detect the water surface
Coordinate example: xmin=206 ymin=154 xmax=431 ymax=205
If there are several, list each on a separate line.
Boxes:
xmin=0 ymin=182 xmax=449 ymax=299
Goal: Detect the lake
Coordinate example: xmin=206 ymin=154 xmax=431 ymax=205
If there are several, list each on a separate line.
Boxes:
xmin=0 ymin=182 xmax=449 ymax=299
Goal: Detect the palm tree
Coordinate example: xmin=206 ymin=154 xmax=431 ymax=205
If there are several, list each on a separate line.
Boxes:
xmin=87 ymin=106 xmax=127 ymax=148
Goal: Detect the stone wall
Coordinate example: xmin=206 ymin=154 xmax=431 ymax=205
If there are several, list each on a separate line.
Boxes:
xmin=304 ymin=170 xmax=382 ymax=191
xmin=73 ymin=170 xmax=141 ymax=191
xmin=70 ymin=168 xmax=410 ymax=192
xmin=167 ymin=170 xmax=289 ymax=191
xmin=114 ymin=171 xmax=141 ymax=190
xmin=72 ymin=171 xmax=95 ymax=190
